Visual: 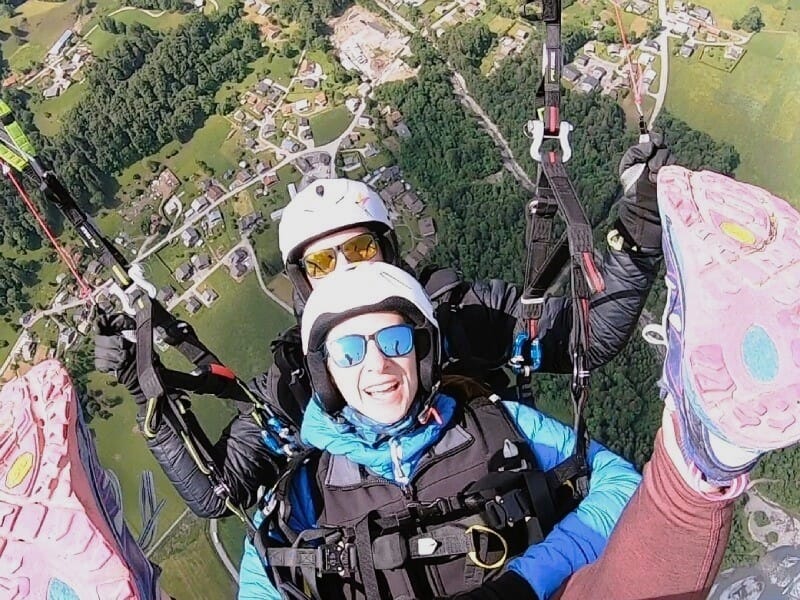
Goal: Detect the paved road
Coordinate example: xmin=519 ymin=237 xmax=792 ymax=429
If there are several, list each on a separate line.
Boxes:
xmin=372 ymin=0 xmax=416 ymax=33
xmin=210 ymin=519 xmax=240 ymax=583
xmin=648 ymin=0 xmax=670 ymax=128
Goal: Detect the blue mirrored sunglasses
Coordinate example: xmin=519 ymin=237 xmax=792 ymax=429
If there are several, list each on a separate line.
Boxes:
xmin=325 ymin=323 xmax=416 ymax=368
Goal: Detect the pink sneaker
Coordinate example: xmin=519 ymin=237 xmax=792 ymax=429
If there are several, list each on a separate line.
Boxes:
xmin=656 ymin=167 xmax=800 ymax=483
xmin=0 ymin=360 xmax=164 ymax=599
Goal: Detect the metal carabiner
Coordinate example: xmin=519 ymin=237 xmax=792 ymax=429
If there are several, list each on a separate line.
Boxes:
xmin=527 ymin=118 xmax=574 ymax=163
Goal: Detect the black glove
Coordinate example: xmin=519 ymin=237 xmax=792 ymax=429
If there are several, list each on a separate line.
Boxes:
xmin=94 ymin=313 xmax=147 ymax=404
xmin=616 ymin=132 xmax=676 ymax=251
xmin=448 ymin=572 xmax=538 ymax=600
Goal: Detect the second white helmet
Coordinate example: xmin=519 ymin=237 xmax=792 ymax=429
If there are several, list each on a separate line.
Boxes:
xmin=279 ymin=179 xmax=400 ymax=302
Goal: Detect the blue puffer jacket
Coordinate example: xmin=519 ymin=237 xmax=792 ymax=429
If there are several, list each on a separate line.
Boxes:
xmin=238 ymin=393 xmax=641 ymax=600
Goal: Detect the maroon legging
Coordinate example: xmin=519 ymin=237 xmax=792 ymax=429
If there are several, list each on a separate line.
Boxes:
xmin=555 ymin=431 xmax=735 ymax=600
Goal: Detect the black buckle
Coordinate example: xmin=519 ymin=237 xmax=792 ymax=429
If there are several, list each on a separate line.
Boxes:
xmin=318 ymin=541 xmax=355 ymax=575
xmin=407 ymin=498 xmax=449 ymax=521
xmin=484 ymin=490 xmax=530 ymax=529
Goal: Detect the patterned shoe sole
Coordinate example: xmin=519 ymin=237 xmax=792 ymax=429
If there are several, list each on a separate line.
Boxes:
xmin=0 ymin=360 xmax=147 ymax=599
xmin=658 ymin=166 xmax=800 ymax=451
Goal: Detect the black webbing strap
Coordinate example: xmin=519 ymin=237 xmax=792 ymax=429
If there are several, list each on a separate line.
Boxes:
xmin=355 ymin=517 xmax=382 ymax=599
xmin=517 ymin=0 xmax=605 ymax=499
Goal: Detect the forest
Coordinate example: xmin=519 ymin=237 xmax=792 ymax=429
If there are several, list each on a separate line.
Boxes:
xmin=47 ymin=9 xmax=261 ymax=210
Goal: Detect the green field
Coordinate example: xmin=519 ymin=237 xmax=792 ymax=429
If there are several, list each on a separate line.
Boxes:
xmin=115 ymin=115 xmax=240 ymax=197
xmin=33 ymin=80 xmax=87 ymax=136
xmin=687 ymin=0 xmax=798 ymax=30
xmin=84 ymin=26 xmax=118 ymax=56
xmin=182 ymin=270 xmax=294 ymax=379
xmin=151 ymin=512 xmax=237 ymax=598
xmin=0 ymin=0 xmax=81 ymax=72
xmin=112 ymin=7 xmax=187 ymax=31
xmin=310 ymin=105 xmax=351 ymax=145
xmin=665 ymin=33 xmax=800 ymax=206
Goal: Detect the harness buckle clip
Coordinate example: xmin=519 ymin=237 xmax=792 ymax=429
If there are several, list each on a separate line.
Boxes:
xmin=527 ymin=118 xmax=574 ymax=163
xmin=318 ymin=541 xmax=355 ymax=575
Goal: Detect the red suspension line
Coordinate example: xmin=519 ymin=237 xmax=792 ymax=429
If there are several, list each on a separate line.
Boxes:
xmin=610 ymin=0 xmax=644 ymax=112
xmin=5 ymin=168 xmax=93 ymax=298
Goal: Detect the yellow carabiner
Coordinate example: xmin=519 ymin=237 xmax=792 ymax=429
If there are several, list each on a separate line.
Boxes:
xmin=465 ymin=524 xmax=508 ymax=570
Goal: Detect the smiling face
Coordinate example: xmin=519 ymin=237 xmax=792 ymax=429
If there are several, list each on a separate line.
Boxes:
xmin=325 ymin=311 xmax=419 ymax=424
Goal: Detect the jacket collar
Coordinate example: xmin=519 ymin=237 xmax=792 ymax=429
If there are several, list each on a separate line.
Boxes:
xmin=300 ymin=393 xmax=458 ymax=483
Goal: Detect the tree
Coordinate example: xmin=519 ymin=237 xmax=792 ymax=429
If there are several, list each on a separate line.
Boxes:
xmin=645 ymin=18 xmax=662 ymax=39
xmin=733 ymin=6 xmax=764 ymax=32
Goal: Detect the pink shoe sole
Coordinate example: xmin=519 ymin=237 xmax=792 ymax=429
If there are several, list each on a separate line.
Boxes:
xmin=0 ymin=360 xmax=159 ymax=599
xmin=658 ymin=166 xmax=800 ymax=451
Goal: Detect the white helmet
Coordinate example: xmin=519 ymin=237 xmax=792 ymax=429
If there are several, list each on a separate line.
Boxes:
xmin=301 ymin=262 xmax=441 ymax=415
xmin=279 ymin=179 xmax=400 ymax=302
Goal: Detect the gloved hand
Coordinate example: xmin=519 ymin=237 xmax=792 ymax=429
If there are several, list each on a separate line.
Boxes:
xmin=447 ymin=572 xmax=538 ymax=600
xmin=616 ymin=132 xmax=677 ymax=251
xmin=94 ymin=313 xmax=147 ymax=404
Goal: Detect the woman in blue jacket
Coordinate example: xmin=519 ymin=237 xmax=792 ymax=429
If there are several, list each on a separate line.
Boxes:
xmin=238 ymin=261 xmax=641 ymax=600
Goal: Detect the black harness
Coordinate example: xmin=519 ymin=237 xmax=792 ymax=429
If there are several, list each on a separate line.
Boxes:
xmin=254 ymin=398 xmax=580 ymax=600
xmin=510 ymin=0 xmax=606 ymax=497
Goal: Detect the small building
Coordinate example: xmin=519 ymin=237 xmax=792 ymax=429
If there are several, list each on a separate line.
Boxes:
xmin=263 ymin=172 xmax=279 ymax=187
xmin=574 ymin=54 xmax=590 ymax=67
xmin=628 ymin=0 xmax=650 ymax=15
xmin=404 ymin=250 xmax=424 ymax=270
xmin=689 ymin=5 xmax=711 ymax=22
xmin=181 ymin=227 xmax=201 ymax=247
xmin=563 ymin=64 xmax=581 ymax=83
xmin=364 ymin=143 xmax=381 ymax=158
xmin=607 ymin=43 xmax=622 ymax=56
xmin=231 ymin=248 xmax=249 ymax=265
xmin=591 ymin=66 xmax=607 ymax=80
xmin=725 ymin=45 xmax=745 ymax=61
xmin=256 ymin=80 xmax=271 ymax=95
xmin=577 ymin=76 xmax=600 ymax=94
xmin=206 ymin=208 xmax=223 ymax=231
xmin=345 ymin=97 xmax=361 ymax=113
xmin=185 ymin=296 xmax=202 ymax=314
xmin=643 ymin=68 xmax=658 ymax=84
xmin=157 ymin=285 xmax=176 ymax=303
xmin=47 ymin=29 xmax=73 ymax=58
xmin=156 ymin=168 xmax=180 ymax=200
xmin=238 ymin=211 xmax=263 ymax=233
xmin=229 ymin=261 xmax=249 ymax=279
xmin=206 ymin=183 xmax=225 ymax=201
xmin=679 ymin=44 xmax=695 ymax=59
xmin=175 ymin=262 xmax=194 ymax=282
xmin=418 ymin=216 xmax=436 ymax=237
xmin=201 ymin=287 xmax=219 ymax=304
xmin=344 ymin=154 xmax=362 ymax=169
xmin=281 ymin=138 xmax=301 ymax=153
xmin=315 ymin=92 xmax=328 ymax=108
xmin=380 ymin=181 xmax=406 ymax=203
xmin=191 ymin=196 xmax=210 ymax=213
xmin=643 ymin=39 xmax=661 ymax=53
xmin=638 ymin=53 xmax=655 ymax=66
xmin=401 ymin=191 xmax=424 ymax=215
xmin=270 ymin=208 xmax=284 ymax=222
xmin=294 ymin=98 xmax=310 ymax=113
xmin=302 ymin=78 xmax=318 ymax=89
xmin=357 ymin=116 xmax=373 ymax=128
xmin=191 ymin=253 xmax=211 ymax=270
xmin=394 ymin=122 xmax=412 ymax=139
